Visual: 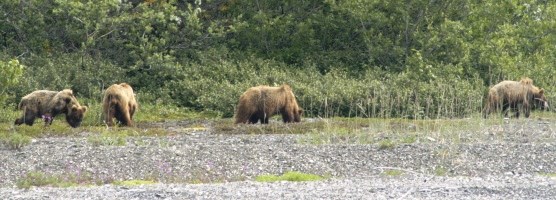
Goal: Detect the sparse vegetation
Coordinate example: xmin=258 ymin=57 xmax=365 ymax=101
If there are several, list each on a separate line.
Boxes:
xmin=255 ymin=171 xmax=325 ymax=182
xmin=16 ymin=171 xmax=159 ymax=189
xmin=538 ymin=172 xmax=556 ymax=177
xmin=0 ymin=132 xmax=32 ymax=150
xmin=16 ymin=171 xmax=97 ymax=189
xmin=113 ymin=180 xmax=157 ymax=186
xmin=382 ymin=169 xmax=404 ymax=176
xmin=434 ymin=165 xmax=449 ymax=176
xmin=87 ymin=131 xmax=128 ymax=146
xmin=378 ymin=139 xmax=397 ymax=150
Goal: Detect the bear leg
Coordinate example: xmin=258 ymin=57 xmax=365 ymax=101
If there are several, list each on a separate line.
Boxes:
xmin=501 ymin=103 xmax=510 ymax=118
xmin=105 ymin=106 xmax=116 ymax=126
xmin=523 ymin=102 xmax=531 ymax=118
xmin=118 ymin=106 xmax=133 ymax=126
xmin=248 ymin=115 xmax=259 ymax=124
xmin=129 ymin=103 xmax=136 ymax=120
xmin=15 ymin=109 xmax=36 ymax=126
xmin=24 ymin=114 xmax=36 ymax=126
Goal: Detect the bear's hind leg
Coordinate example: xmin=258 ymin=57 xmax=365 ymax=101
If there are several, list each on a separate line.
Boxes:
xmin=15 ymin=109 xmax=36 ymax=126
xmin=522 ymin=102 xmax=531 ymax=118
xmin=24 ymin=113 xmax=36 ymax=126
xmin=117 ymin=106 xmax=133 ymax=126
xmin=105 ymin=106 xmax=116 ymax=126
xmin=501 ymin=104 xmax=510 ymax=118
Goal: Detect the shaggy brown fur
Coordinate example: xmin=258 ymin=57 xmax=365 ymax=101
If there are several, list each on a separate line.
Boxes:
xmin=15 ymin=89 xmax=88 ymax=128
xmin=235 ymin=84 xmax=303 ymax=124
xmin=483 ymin=78 xmax=548 ymax=118
xmin=102 ymin=83 xmax=138 ymax=126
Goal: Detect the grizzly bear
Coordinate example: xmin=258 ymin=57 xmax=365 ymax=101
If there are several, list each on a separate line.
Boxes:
xmin=483 ymin=78 xmax=548 ymax=118
xmin=235 ymin=84 xmax=303 ymax=124
xmin=15 ymin=89 xmax=88 ymax=128
xmin=102 ymin=83 xmax=138 ymax=126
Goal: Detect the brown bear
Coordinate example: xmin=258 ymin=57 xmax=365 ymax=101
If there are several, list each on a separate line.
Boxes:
xmin=102 ymin=83 xmax=138 ymax=126
xmin=234 ymin=84 xmax=303 ymax=124
xmin=15 ymin=89 xmax=88 ymax=128
xmin=483 ymin=78 xmax=548 ymax=118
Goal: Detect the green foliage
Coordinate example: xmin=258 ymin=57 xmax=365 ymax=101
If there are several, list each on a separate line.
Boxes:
xmin=538 ymin=172 xmax=556 ymax=177
xmin=255 ymin=171 xmax=325 ymax=182
xmin=0 ymin=132 xmax=32 ymax=150
xmin=16 ymin=171 xmax=93 ymax=189
xmin=2 ymin=0 xmax=556 ymax=118
xmin=378 ymin=139 xmax=396 ymax=150
xmin=17 ymin=171 xmax=60 ymax=189
xmin=16 ymin=171 xmax=108 ymax=189
xmin=382 ymin=169 xmax=404 ymax=176
xmin=167 ymin=53 xmax=486 ymax=119
xmin=0 ymin=58 xmax=24 ymax=105
xmin=112 ymin=179 xmax=157 ymax=186
xmin=87 ymin=131 xmax=127 ymax=146
xmin=434 ymin=165 xmax=449 ymax=176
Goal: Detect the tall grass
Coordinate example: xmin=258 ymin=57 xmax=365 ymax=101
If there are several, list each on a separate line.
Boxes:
xmin=4 ymin=53 xmax=554 ymax=120
xmin=165 ymin=58 xmax=488 ymax=119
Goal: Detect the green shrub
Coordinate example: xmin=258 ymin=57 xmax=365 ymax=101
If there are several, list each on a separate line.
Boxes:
xmin=378 ymin=139 xmax=396 ymax=150
xmin=0 ymin=58 xmax=24 ymax=106
xmin=87 ymin=131 xmax=128 ymax=146
xmin=16 ymin=171 xmax=101 ymax=189
xmin=0 ymin=132 xmax=32 ymax=150
xmin=113 ymin=180 xmax=157 ymax=186
xmin=255 ymin=171 xmax=325 ymax=182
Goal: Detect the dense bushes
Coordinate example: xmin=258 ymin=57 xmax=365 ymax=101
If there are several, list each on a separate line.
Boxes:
xmin=1 ymin=0 xmax=556 ymax=119
xmin=1 ymin=50 xmax=549 ymax=119
xmin=161 ymin=54 xmax=487 ymax=119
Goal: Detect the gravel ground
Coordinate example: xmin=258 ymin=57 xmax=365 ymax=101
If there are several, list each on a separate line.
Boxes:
xmin=1 ymin=118 xmax=556 ymax=199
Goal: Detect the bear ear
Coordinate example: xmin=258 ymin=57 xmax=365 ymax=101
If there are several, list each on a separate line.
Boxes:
xmin=540 ymin=89 xmax=544 ymax=95
xmin=62 ymin=89 xmax=74 ymax=96
xmin=81 ymin=106 xmax=88 ymax=112
xmin=71 ymin=105 xmax=78 ymax=112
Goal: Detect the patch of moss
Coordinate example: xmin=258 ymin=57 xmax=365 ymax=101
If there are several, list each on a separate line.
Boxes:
xmin=113 ymin=179 xmax=157 ymax=186
xmin=16 ymin=171 xmax=93 ymax=189
xmin=87 ymin=131 xmax=127 ymax=146
xmin=382 ymin=169 xmax=404 ymax=176
xmin=255 ymin=171 xmax=325 ymax=182
xmin=434 ymin=165 xmax=448 ymax=176
xmin=378 ymin=139 xmax=396 ymax=150
xmin=538 ymin=172 xmax=556 ymax=177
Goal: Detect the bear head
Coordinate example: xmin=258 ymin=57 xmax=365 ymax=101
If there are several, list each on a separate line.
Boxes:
xmin=66 ymin=105 xmax=88 ymax=128
xmin=293 ymin=108 xmax=303 ymax=122
xmin=532 ymin=88 xmax=549 ymax=111
xmin=52 ymin=89 xmax=87 ymax=128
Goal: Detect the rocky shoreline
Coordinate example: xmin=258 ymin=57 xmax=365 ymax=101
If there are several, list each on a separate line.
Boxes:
xmin=1 ymin=119 xmax=556 ymax=199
